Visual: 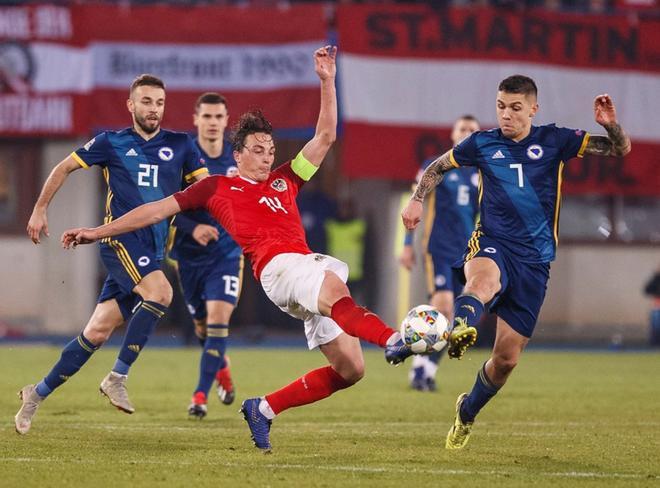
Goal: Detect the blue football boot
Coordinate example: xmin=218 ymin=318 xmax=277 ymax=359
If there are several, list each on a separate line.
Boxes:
xmin=240 ymin=398 xmax=272 ymax=452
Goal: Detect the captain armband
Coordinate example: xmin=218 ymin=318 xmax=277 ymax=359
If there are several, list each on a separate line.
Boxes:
xmin=291 ymin=151 xmax=319 ymax=182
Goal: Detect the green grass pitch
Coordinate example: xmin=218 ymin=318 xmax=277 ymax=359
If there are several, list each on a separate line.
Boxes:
xmin=1 ymin=346 xmax=658 ymax=487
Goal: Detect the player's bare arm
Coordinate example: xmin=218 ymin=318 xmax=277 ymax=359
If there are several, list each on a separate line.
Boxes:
xmin=583 ymin=94 xmax=632 ymax=157
xmin=62 ymin=196 xmax=181 ymax=248
xmin=27 ymin=155 xmax=82 ymax=244
xmin=401 ymin=152 xmax=454 ymax=231
xmin=300 ymin=45 xmax=337 ymax=167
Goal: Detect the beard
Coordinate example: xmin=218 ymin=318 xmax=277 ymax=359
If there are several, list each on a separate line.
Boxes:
xmin=134 ymin=113 xmax=160 ymax=134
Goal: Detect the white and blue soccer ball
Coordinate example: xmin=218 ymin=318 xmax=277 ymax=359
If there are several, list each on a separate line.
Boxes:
xmin=400 ymin=305 xmax=451 ymax=354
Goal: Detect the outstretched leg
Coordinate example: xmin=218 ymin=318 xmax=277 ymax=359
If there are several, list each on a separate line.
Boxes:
xmin=241 ymin=332 xmax=363 ymax=452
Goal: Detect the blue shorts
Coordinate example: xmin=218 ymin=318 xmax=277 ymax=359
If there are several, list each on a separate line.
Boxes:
xmin=453 ymin=234 xmax=550 ymax=338
xmin=178 ymin=255 xmax=243 ymax=321
xmin=425 ymin=252 xmax=464 ymax=297
xmin=98 ymin=234 xmax=161 ymax=319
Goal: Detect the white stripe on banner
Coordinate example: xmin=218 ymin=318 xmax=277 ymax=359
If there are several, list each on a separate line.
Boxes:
xmin=91 ymin=42 xmax=322 ymax=91
xmin=30 ymin=43 xmax=91 ymax=93
xmin=339 ymin=54 xmax=660 ymax=142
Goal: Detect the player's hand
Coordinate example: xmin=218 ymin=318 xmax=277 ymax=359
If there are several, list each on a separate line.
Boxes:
xmin=61 ymin=228 xmax=99 ymax=249
xmin=192 ymin=224 xmax=219 ymax=246
xmin=594 ymin=94 xmax=618 ymax=127
xmin=314 ymin=45 xmax=337 ymax=81
xmin=399 ymin=245 xmax=416 ymax=271
xmin=27 ymin=208 xmax=49 ymax=244
xmin=402 ymin=199 xmax=423 ymax=231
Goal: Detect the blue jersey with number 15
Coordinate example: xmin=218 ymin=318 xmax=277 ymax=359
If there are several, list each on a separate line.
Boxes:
xmin=72 ymin=128 xmax=206 ymax=260
xmin=450 ymin=124 xmax=589 ymax=263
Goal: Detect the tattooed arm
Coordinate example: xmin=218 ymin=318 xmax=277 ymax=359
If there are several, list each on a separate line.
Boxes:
xmin=401 ymin=150 xmax=456 ymax=230
xmin=584 ymin=94 xmax=631 ymax=157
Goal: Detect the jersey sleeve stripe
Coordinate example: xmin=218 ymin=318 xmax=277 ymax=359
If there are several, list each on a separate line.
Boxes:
xmin=577 ymin=133 xmax=591 ymax=158
xmin=71 ymin=152 xmax=90 ymax=169
xmin=553 ymin=161 xmax=565 ymax=246
xmin=449 ymin=150 xmax=461 ymax=168
xmin=184 ymin=167 xmax=209 ymax=183
xmin=291 ymin=151 xmax=319 ymax=181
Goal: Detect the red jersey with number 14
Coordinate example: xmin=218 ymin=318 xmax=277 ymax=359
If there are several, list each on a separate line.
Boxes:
xmin=173 ymin=161 xmax=312 ymax=279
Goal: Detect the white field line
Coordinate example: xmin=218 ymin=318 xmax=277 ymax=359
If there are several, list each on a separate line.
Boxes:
xmin=0 ymin=457 xmax=657 ymax=480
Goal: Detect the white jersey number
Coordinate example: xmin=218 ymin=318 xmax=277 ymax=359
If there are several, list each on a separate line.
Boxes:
xmin=509 ymin=163 xmax=524 ymax=188
xmin=456 ymin=184 xmax=470 ymax=206
xmin=138 ymin=164 xmax=159 ymax=187
xmin=222 ymin=275 xmax=240 ymax=298
xmin=259 ymin=196 xmax=288 ymax=214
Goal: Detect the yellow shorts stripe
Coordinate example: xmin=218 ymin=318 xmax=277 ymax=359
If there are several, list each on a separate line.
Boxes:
xmin=110 ymin=240 xmax=141 ymax=284
xmin=424 ymin=253 xmax=435 ymax=297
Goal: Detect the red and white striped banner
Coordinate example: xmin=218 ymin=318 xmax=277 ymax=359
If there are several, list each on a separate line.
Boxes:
xmin=337 ymin=5 xmax=660 ymax=195
xmin=0 ymin=4 xmax=327 ymax=136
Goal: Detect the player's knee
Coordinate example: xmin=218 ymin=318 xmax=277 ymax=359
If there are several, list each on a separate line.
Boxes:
xmin=83 ymin=324 xmax=112 ymax=345
xmin=464 ymin=275 xmax=499 ymax=302
xmin=340 ymin=358 xmax=365 ymax=385
xmin=141 ymin=281 xmax=173 ymax=306
xmin=492 ymin=354 xmax=518 ymax=377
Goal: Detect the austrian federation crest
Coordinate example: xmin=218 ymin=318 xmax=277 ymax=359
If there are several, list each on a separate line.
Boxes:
xmin=270 ymin=178 xmax=287 ymax=192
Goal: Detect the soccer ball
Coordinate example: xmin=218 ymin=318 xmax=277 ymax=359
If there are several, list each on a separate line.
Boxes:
xmin=400 ymin=305 xmax=451 ymax=354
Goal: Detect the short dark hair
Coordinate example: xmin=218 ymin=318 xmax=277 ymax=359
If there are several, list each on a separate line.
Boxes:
xmin=195 ymin=92 xmax=228 ymax=110
xmin=129 ymin=74 xmax=165 ymax=95
xmin=458 ymin=114 xmax=479 ymax=124
xmin=498 ymin=75 xmax=537 ymax=98
xmin=231 ymin=110 xmax=273 ymax=151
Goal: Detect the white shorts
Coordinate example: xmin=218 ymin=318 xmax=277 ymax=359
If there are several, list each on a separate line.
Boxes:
xmin=260 ymin=253 xmax=349 ymax=350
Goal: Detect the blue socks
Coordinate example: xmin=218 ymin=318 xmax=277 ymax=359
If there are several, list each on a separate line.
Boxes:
xmin=36 ymin=334 xmax=99 ymax=398
xmin=453 ymin=294 xmax=485 ymax=328
xmin=194 ymin=324 xmax=228 ymax=396
xmin=460 ymin=362 xmax=501 ymax=423
xmin=113 ymin=300 xmax=167 ymax=375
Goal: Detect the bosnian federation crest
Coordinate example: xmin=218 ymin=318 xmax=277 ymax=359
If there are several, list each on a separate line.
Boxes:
xmin=271 ymin=178 xmax=287 ymax=192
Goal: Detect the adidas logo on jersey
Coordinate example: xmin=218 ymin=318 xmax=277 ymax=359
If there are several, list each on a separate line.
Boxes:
xmin=126 ymin=148 xmax=138 ymax=156
xmin=492 ymin=150 xmax=505 ymax=159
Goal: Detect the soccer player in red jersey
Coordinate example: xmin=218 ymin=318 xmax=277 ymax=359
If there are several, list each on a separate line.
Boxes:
xmin=60 ymin=46 xmax=412 ymax=452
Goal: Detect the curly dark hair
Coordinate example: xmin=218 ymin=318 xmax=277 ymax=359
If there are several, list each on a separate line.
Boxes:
xmin=230 ymin=110 xmax=273 ymax=152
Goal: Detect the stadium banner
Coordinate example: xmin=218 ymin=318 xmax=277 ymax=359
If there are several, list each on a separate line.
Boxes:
xmin=0 ymin=4 xmax=327 ymax=136
xmin=337 ymin=5 xmax=660 ymax=195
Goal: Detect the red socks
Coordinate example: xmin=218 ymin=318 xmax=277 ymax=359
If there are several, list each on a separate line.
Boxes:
xmin=330 ymin=296 xmax=396 ymax=347
xmin=265 ymin=366 xmax=351 ymax=415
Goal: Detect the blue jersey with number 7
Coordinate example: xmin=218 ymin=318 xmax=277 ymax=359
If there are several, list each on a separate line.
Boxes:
xmin=450 ymin=124 xmax=589 ymax=263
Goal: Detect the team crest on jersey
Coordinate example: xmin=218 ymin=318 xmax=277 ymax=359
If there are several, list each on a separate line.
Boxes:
xmin=526 ymin=144 xmax=543 ymax=160
xmin=271 ymin=178 xmax=287 ymax=192
xmin=158 ymin=147 xmax=174 ymax=161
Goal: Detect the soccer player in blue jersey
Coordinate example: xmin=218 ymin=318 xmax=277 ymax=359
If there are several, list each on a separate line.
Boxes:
xmin=399 ymin=115 xmax=480 ymax=392
xmin=402 ymin=76 xmax=631 ymax=449
xmin=169 ymin=92 xmax=242 ymax=418
xmin=15 ymin=74 xmax=208 ymax=434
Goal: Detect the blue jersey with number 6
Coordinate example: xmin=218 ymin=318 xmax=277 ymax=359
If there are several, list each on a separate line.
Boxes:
xmin=422 ymin=160 xmax=479 ymax=261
